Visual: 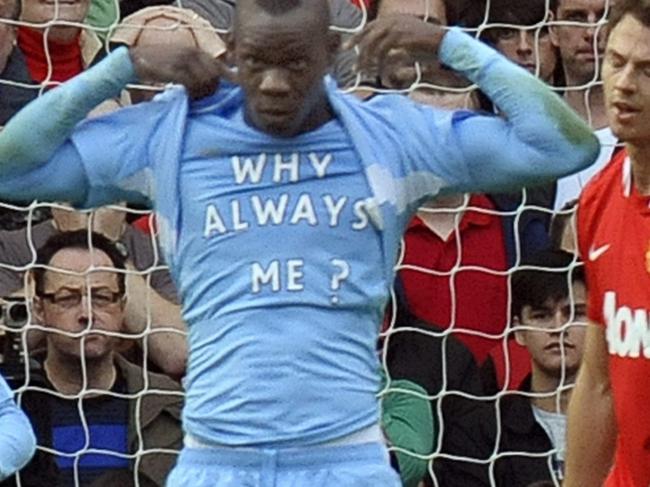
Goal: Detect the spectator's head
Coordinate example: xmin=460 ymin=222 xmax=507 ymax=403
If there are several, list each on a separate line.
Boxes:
xmin=19 ymin=0 xmax=91 ymax=43
xmin=0 ymin=0 xmax=18 ymax=73
xmin=231 ymin=0 xmax=340 ymax=137
xmin=110 ymin=6 xmax=227 ymax=103
xmin=32 ymin=231 xmax=127 ymax=363
xmin=602 ymin=0 xmax=650 ymax=145
xmin=512 ymin=250 xmax=586 ymax=382
xmin=51 ymin=205 xmax=127 ymax=242
xmin=482 ymin=0 xmax=559 ymax=84
xmin=549 ymin=0 xmax=609 ymax=86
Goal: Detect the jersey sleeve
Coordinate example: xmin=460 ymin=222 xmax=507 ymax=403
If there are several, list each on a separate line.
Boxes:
xmin=69 ymin=93 xmax=188 ymax=208
xmin=0 ymin=47 xmax=181 ymax=208
xmin=381 ymin=377 xmax=434 ymax=487
xmin=0 ymin=375 xmax=36 ymax=481
xmin=394 ymin=28 xmax=600 ymax=199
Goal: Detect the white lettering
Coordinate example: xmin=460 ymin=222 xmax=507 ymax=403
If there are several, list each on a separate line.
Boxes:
xmin=604 ymin=291 xmax=650 ymax=358
xmin=232 ymin=154 xmax=267 ymax=184
xmin=250 ymin=194 xmax=290 ymax=225
xmin=204 ymin=204 xmax=227 ymax=237
xmin=633 ymin=309 xmax=650 ymax=359
xmin=251 ymin=261 xmax=281 ymax=293
xmin=287 ymin=259 xmax=305 ymax=291
xmin=230 ymin=200 xmax=249 ymax=231
xmin=309 ymin=153 xmax=333 ymax=178
xmin=273 ymin=153 xmax=300 ymax=183
xmin=352 ymin=200 xmax=369 ymax=230
xmin=322 ymin=195 xmax=348 ymax=227
xmin=290 ymin=194 xmax=318 ymax=226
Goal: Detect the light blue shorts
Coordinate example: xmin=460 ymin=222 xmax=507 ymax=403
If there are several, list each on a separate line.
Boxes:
xmin=165 ymin=441 xmax=402 ymax=487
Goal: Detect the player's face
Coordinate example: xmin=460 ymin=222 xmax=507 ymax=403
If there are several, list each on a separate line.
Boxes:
xmin=34 ymin=248 xmax=125 ymax=361
xmin=550 ymin=0 xmax=608 ymax=85
xmin=516 ymin=281 xmax=587 ymax=380
xmin=492 ymin=27 xmax=558 ymax=83
xmin=233 ymin=10 xmax=337 ymax=137
xmin=603 ymin=14 xmax=650 ymax=145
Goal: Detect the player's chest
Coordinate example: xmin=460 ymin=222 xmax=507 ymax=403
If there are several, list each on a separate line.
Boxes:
xmin=177 ymin=149 xmax=375 ymax=240
xmin=590 ymin=206 xmax=650 ymax=293
xmin=590 ymin=204 xmax=650 ymax=361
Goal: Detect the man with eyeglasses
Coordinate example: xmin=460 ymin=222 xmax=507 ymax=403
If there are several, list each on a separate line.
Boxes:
xmin=0 ymin=230 xmax=183 ymax=487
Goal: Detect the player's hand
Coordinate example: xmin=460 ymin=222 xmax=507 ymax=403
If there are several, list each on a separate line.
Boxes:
xmin=129 ymin=45 xmax=238 ymax=100
xmin=347 ymin=14 xmax=447 ymax=76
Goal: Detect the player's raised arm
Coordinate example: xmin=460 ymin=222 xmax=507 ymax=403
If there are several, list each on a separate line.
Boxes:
xmin=0 ymin=45 xmax=231 ymax=205
xmin=351 ymin=16 xmax=600 ymax=194
xmin=0 ymin=374 xmax=36 ymax=480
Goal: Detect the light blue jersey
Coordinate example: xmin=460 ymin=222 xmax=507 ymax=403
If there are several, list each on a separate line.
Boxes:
xmin=0 ymin=374 xmax=36 ymax=480
xmin=0 ymin=29 xmax=600 ymax=448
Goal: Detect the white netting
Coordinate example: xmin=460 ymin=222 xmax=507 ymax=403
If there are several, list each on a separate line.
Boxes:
xmin=0 ymin=0 xmax=616 ymax=486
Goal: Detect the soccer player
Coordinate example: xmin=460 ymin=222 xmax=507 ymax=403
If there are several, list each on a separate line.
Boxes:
xmin=0 ymin=372 xmax=36 ymax=480
xmin=0 ymin=0 xmax=599 ymax=485
xmin=566 ymin=1 xmax=650 ymax=486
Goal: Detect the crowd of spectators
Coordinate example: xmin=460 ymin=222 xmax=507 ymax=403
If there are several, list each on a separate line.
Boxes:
xmin=0 ymin=0 xmax=613 ymax=485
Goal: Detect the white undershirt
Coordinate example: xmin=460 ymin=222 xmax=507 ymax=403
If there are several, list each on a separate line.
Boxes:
xmin=554 ymin=127 xmax=617 ymax=211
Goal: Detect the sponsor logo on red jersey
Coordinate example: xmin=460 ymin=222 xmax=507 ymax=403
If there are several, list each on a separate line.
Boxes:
xmin=604 ymin=291 xmax=650 ymax=359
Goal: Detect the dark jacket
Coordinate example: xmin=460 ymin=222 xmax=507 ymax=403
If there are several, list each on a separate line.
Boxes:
xmin=385 ymin=317 xmax=493 ymax=487
xmin=1 ymin=353 xmax=183 ymax=487
xmin=489 ymin=376 xmax=561 ymax=487
xmin=490 ymin=187 xmax=555 ymax=267
xmin=0 ymin=48 xmax=38 ymax=127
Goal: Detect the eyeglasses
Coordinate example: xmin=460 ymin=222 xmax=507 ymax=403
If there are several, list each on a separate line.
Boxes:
xmin=39 ymin=289 xmax=123 ymax=310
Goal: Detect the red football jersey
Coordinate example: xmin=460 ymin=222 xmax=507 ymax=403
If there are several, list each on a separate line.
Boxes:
xmin=578 ymin=148 xmax=650 ymax=487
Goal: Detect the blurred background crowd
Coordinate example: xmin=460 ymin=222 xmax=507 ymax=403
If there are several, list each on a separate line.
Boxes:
xmin=0 ymin=0 xmax=612 ymax=486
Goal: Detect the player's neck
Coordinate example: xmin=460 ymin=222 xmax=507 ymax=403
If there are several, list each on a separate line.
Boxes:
xmin=627 ymin=143 xmax=650 ymax=196
xmin=529 ymin=371 xmax=575 ymax=414
xmin=563 ymin=85 xmax=608 ymax=131
xmin=44 ymin=350 xmax=117 ymax=396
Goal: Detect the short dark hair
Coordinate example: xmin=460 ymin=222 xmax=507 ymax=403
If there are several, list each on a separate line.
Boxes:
xmin=609 ymin=0 xmax=650 ymax=31
xmin=485 ymin=0 xmax=556 ymax=28
xmin=33 ymin=230 xmax=127 ymax=297
xmin=248 ymin=0 xmax=301 ymax=15
xmin=235 ymin=0 xmax=331 ymax=29
xmin=511 ymin=249 xmax=584 ymax=319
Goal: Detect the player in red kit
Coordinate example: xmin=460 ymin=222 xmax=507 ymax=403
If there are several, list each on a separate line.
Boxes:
xmin=565 ymin=1 xmax=650 ymax=486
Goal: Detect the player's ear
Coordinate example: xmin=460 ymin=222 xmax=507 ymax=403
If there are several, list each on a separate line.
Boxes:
xmin=513 ymin=316 xmax=527 ymax=346
xmin=32 ymin=296 xmax=44 ymax=324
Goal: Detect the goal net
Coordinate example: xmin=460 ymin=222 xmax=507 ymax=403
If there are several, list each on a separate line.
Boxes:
xmin=0 ymin=0 xmax=616 ymax=486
